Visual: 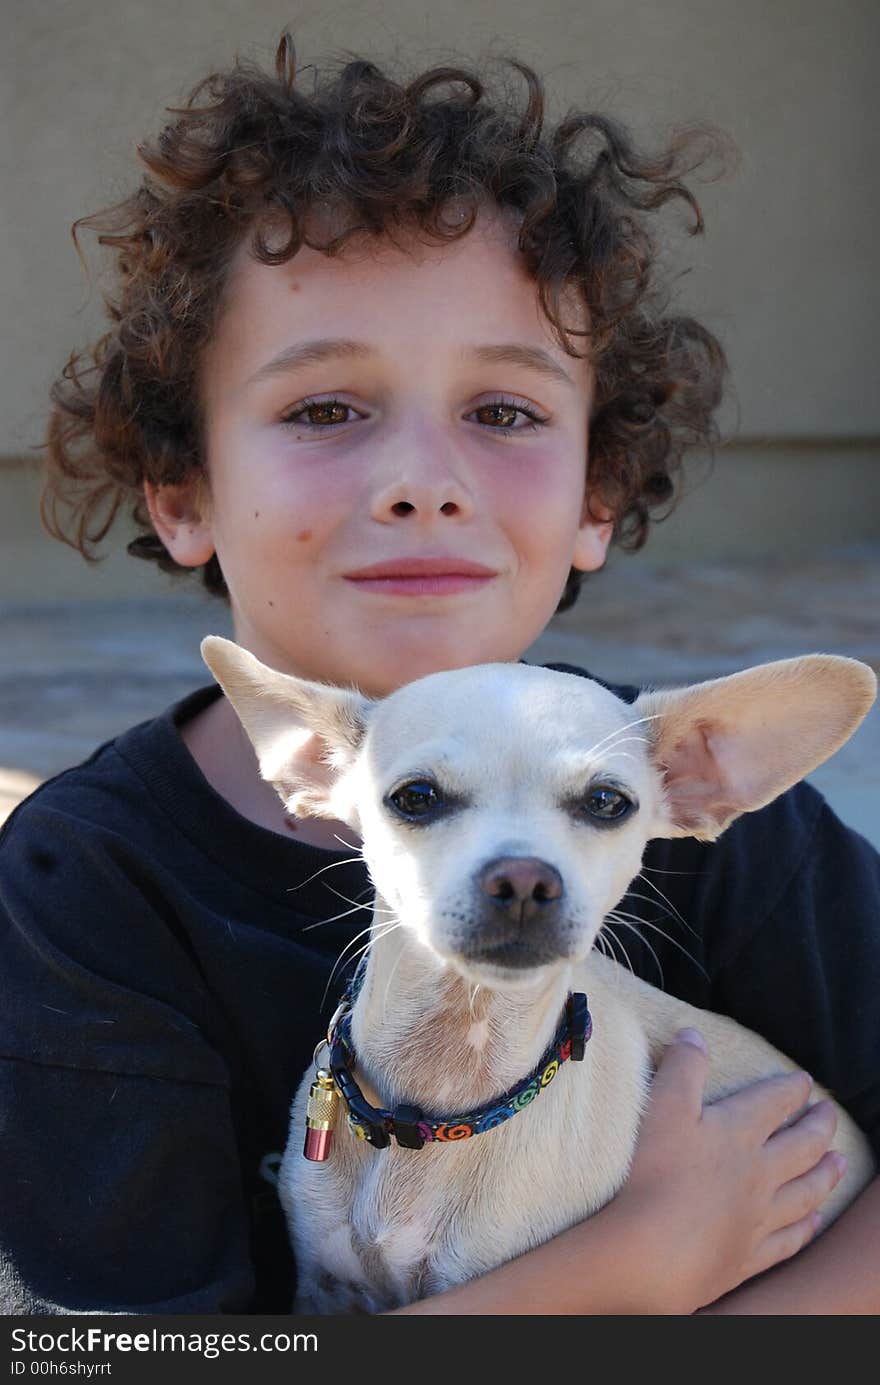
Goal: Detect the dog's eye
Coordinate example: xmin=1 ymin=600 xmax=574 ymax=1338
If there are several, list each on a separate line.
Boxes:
xmin=585 ymin=786 xmax=634 ymax=822
xmin=386 ymin=780 xmax=443 ymax=820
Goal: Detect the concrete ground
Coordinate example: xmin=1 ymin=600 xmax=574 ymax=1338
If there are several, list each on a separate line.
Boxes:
xmin=2 ymin=540 xmax=878 ymax=850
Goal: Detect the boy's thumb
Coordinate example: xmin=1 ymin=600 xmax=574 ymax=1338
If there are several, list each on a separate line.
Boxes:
xmin=650 ymin=1028 xmax=709 ymax=1118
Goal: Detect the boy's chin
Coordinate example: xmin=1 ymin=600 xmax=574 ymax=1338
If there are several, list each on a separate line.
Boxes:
xmin=374 ymin=632 xmax=529 ymax=691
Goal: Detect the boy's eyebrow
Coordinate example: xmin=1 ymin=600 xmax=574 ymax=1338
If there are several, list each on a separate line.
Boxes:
xmin=245 ymin=337 xmax=577 ymax=389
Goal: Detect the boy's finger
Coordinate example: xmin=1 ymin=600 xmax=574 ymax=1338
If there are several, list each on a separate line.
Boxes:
xmin=714 ymin=1069 xmax=813 ymax=1141
xmin=771 ymin=1148 xmax=846 ymax=1229
xmin=765 ymin=1100 xmax=838 ymax=1183
xmin=749 ymin=1211 xmax=821 ymax=1280
xmin=648 ymin=1028 xmax=709 ymax=1123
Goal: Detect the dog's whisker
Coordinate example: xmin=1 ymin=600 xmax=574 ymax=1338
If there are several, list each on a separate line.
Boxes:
xmin=325 ymin=920 xmax=385 ymax=969
xmin=583 ymin=711 xmax=660 ymax=750
xmin=321 ymin=940 xmax=372 ymax=1011
xmin=299 ymin=881 xmax=376 ymax=927
xmin=380 ymin=930 xmax=413 ymax=1022
xmin=618 ymin=888 xmax=683 ymax=927
xmin=597 ymin=921 xmax=632 ymax=974
xmin=320 ymin=881 xmax=374 ymax=910
xmin=599 ymin=921 xmax=639 ymax=981
xmin=606 ymin=909 xmax=709 ymax=982
xmin=353 ymin=920 xmax=405 ymax=963
xmin=633 ymin=920 xmax=708 ymax=982
xmin=343 ymin=922 xmax=407 ymax=986
xmin=623 ymin=886 xmax=698 ymax=941
xmin=638 ymin=864 xmax=699 ymax=877
xmin=299 ymin=894 xmax=395 ymax=933
xmin=607 ymin=893 xmax=688 ymax=964
xmin=322 ymin=941 xmax=375 ymax=1008
xmin=596 ymin=735 xmax=650 ymax=756
xmin=320 ymin=917 xmax=403 ymax=1007
xmin=285 ymin=852 xmax=369 ymax=893
xmin=593 ymin=730 xmax=651 ymax=747
xmin=301 ymin=901 xmax=377 ymax=932
xmin=308 ymin=904 xmax=396 ymax=934
xmin=581 ymin=713 xmax=661 ymax=760
xmin=634 ymin=875 xmax=701 ymax=941
xmin=331 ymin=831 xmax=368 ymax=855
xmin=604 ymin=915 xmax=665 ymax=988
xmin=593 ymin=928 xmax=620 ymax=984
xmin=320 ymin=880 xmax=395 ymax=917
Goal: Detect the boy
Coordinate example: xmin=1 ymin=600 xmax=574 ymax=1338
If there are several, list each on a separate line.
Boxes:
xmin=2 ymin=36 xmax=878 ymax=1314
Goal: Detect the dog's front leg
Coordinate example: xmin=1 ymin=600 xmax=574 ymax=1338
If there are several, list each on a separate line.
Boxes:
xmin=280 ymin=1071 xmax=382 ymax=1313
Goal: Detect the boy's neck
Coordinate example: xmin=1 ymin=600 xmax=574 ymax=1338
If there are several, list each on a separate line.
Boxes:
xmin=179 ymin=692 xmax=361 ymax=853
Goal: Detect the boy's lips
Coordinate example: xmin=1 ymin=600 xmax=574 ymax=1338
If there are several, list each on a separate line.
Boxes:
xmin=343 ymin=556 xmax=498 ymax=597
xmin=344 ymin=556 xmax=498 ymax=579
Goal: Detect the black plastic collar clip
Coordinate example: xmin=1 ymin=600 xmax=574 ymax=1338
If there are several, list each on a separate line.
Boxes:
xmin=567 ymin=992 xmax=592 ymax=1062
xmin=390 ymin=1105 xmax=425 ymax=1149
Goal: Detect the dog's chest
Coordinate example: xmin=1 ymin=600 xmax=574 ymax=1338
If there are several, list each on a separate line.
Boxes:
xmin=283 ymin=1019 xmax=649 ymax=1313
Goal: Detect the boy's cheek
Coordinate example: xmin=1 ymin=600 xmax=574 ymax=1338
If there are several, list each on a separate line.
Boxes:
xmin=210 ymin=447 xmax=348 ymax=535
xmin=489 ymin=452 xmax=587 ymax=540
xmin=494 ymin=437 xmax=585 ymax=502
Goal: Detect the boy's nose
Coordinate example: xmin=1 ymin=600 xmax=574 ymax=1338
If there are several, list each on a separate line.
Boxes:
xmin=368 ymin=445 xmax=475 ymax=522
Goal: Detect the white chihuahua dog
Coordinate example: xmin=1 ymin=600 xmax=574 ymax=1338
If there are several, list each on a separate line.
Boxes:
xmin=201 ymin=638 xmax=876 ymax=1313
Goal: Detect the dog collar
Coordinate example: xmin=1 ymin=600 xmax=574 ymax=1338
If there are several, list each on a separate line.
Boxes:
xmin=311 ymin=990 xmax=591 ymax=1154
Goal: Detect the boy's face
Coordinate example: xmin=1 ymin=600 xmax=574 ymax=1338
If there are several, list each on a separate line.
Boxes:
xmin=149 ymin=204 xmax=613 ymax=697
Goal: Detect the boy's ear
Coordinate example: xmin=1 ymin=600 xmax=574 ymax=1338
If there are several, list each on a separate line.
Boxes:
xmin=143 ymin=477 xmax=215 ymax=568
xmin=634 ymin=654 xmax=876 ymax=841
xmin=200 ymin=636 xmax=375 ymax=822
xmin=571 ymin=491 xmax=614 ymax=573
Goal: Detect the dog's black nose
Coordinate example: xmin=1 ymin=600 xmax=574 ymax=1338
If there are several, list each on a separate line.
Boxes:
xmin=478 ymin=856 xmax=563 ymax=909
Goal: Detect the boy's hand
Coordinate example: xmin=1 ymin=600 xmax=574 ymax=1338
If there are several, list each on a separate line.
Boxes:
xmin=616 ymin=1028 xmax=845 ymax=1314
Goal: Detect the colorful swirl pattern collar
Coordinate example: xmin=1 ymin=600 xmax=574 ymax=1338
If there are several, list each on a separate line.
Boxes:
xmin=327 ymin=991 xmax=592 ymax=1151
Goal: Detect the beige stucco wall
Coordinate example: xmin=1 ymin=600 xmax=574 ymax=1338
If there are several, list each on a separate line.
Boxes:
xmin=3 ymin=0 xmax=878 ymax=599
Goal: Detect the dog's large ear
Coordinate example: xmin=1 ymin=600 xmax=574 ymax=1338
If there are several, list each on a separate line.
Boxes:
xmin=633 ymin=654 xmax=876 ymax=841
xmin=200 ymin=636 xmax=375 ymax=821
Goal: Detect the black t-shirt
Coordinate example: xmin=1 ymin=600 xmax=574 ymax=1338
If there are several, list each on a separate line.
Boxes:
xmin=1 ymin=664 xmax=878 ymax=1314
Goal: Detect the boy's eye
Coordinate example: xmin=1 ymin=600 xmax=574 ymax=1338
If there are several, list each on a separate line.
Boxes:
xmin=279 ymin=395 xmax=548 ymax=434
xmin=470 ymin=399 xmax=548 ymax=433
xmin=280 ymin=398 xmax=358 ymax=430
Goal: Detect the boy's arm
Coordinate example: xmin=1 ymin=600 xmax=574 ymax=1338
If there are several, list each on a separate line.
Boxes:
xmin=0 ymin=803 xmax=257 ymax=1313
xmin=682 ymin=785 xmax=880 ymax=1314
xmin=0 ymin=1056 xmax=255 ymax=1313
xmin=699 ymin=1175 xmax=880 ymax=1314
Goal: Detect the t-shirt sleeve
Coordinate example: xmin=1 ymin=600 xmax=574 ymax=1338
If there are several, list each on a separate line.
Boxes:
xmin=696 ymin=782 xmax=880 ymax=1158
xmin=0 ymin=800 xmax=257 ymax=1314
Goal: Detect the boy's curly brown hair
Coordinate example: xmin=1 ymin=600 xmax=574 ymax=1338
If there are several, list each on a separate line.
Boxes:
xmin=42 ymin=33 xmax=736 ymax=613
